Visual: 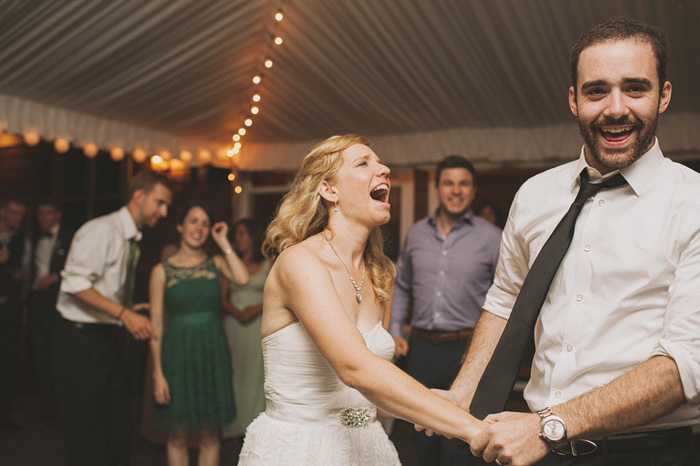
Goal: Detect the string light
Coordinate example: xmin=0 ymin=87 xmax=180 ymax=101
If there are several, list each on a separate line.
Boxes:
xmin=180 ymin=150 xmax=193 ymax=163
xmin=244 ymin=118 xmax=253 ymax=127
xmin=197 ymin=149 xmax=212 ymax=164
xmin=24 ymin=132 xmax=40 ymax=146
xmin=238 ymin=128 xmax=247 ymax=136
xmin=251 ymin=106 xmax=259 ymax=114
xmin=83 ymin=142 xmax=99 ymax=158
xmin=252 ymin=75 xmax=262 ymax=84
xmin=228 ymin=173 xmax=235 ymax=181
xmin=274 ymin=10 xmax=283 ymax=21
xmin=110 ymin=147 xmax=125 ymax=161
xmin=252 ymin=93 xmax=261 ymax=102
xmin=274 ymin=35 xmax=283 ymax=45
xmin=227 ymin=149 xmax=235 ymax=157
xmin=133 ymin=148 xmax=148 ymax=163
xmin=233 ymin=142 xmax=242 ymax=150
xmin=54 ymin=138 xmax=70 ymax=154
xmin=232 ymin=134 xmax=240 ymax=142
xmin=234 ymin=185 xmax=243 ymax=194
xmin=264 ymin=59 xmax=273 ymax=68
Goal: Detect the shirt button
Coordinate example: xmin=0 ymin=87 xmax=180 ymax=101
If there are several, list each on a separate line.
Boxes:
xmin=583 ymin=244 xmax=591 ymax=252
xmin=436 ymin=291 xmax=442 ymax=297
xmin=576 ymin=294 xmax=583 ymax=302
xmin=566 ymin=343 xmax=573 ymax=352
xmin=439 ymin=270 xmax=445 ymax=276
xmin=598 ymin=199 xmax=605 ymax=207
xmin=555 ymin=390 xmax=562 ymax=398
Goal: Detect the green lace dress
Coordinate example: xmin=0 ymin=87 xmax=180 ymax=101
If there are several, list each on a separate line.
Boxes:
xmin=153 ymin=256 xmax=236 ymax=431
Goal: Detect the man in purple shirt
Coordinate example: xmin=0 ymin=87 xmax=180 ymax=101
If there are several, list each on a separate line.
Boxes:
xmin=390 ymin=155 xmax=501 ymax=465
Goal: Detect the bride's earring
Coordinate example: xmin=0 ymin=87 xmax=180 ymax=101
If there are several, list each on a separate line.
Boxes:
xmin=334 ymin=199 xmax=339 ymax=212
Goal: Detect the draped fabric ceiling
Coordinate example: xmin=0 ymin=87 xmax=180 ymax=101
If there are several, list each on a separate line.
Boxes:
xmin=1 ymin=0 xmax=699 ymax=171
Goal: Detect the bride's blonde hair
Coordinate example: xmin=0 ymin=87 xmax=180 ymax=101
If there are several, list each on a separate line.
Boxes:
xmin=263 ymin=134 xmax=395 ymax=301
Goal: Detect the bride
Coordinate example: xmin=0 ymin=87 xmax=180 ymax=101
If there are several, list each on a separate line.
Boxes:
xmin=238 ymin=134 xmax=483 ymax=465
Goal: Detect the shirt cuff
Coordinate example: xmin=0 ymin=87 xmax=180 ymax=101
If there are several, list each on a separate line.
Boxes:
xmin=59 ymin=273 xmax=93 ymax=295
xmin=651 ymin=339 xmax=700 ymax=404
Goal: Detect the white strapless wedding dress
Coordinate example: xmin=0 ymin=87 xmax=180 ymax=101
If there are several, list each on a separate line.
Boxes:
xmin=238 ymin=321 xmax=401 ymax=465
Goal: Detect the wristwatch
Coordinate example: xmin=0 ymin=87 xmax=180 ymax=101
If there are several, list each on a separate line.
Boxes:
xmin=537 ymin=407 xmax=567 ymax=449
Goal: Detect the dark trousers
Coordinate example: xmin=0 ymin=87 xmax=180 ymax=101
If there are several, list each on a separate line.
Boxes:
xmin=535 ymin=427 xmax=698 ymax=466
xmin=28 ymin=291 xmax=61 ymax=413
xmin=406 ymin=333 xmax=473 ymax=466
xmin=0 ymin=298 xmax=22 ymax=423
xmin=52 ymin=319 xmax=132 ymax=466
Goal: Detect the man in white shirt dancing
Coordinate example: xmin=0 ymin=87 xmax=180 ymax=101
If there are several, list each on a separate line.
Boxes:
xmin=54 ymin=171 xmax=172 ymax=466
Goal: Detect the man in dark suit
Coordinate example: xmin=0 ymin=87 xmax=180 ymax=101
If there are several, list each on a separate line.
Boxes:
xmin=28 ymin=199 xmax=74 ymax=419
xmin=0 ymin=195 xmax=29 ymax=432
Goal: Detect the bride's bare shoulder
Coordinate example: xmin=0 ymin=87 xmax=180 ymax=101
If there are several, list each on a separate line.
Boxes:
xmin=276 ymin=236 xmax=323 ymax=264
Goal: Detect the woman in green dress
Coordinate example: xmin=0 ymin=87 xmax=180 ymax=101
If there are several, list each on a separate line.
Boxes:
xmin=149 ymin=203 xmax=249 ymax=466
xmin=221 ymin=219 xmax=270 ymax=441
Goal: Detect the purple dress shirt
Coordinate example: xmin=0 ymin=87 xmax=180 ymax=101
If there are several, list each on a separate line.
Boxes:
xmin=390 ymin=209 xmax=501 ymax=335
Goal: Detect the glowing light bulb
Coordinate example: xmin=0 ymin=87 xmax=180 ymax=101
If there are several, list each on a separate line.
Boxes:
xmin=180 ymin=150 xmax=193 ymax=162
xmin=251 ymin=106 xmax=259 ymax=115
xmin=24 ymin=132 xmax=40 ymax=146
xmin=234 ymin=185 xmax=243 ymax=194
xmin=83 ymin=142 xmax=99 ymax=158
xmin=228 ymin=173 xmax=235 ymax=181
xmin=233 ymin=142 xmax=241 ymax=150
xmin=110 ymin=147 xmax=125 ymax=161
xmin=264 ymin=59 xmax=273 ymax=69
xmin=274 ymin=10 xmax=283 ymax=21
xmin=238 ymin=128 xmax=247 ymax=136
xmin=252 ymin=75 xmax=262 ymax=84
xmin=54 ymin=138 xmax=70 ymax=154
xmin=244 ymin=118 xmax=253 ymax=127
xmin=232 ymin=134 xmax=240 ymax=142
xmin=252 ymin=93 xmax=261 ymax=102
xmin=133 ymin=148 xmax=148 ymax=163
xmin=274 ymin=36 xmax=283 ymax=45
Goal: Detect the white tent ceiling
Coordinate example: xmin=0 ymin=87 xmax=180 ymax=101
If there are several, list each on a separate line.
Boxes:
xmin=1 ymin=0 xmax=699 ymax=170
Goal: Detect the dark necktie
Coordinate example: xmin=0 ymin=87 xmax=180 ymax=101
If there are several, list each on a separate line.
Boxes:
xmin=469 ymin=169 xmax=627 ymax=420
xmin=122 ymin=238 xmax=138 ymax=308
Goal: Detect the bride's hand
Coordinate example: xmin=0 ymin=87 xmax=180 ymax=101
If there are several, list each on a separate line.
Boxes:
xmin=415 ymin=389 xmax=469 ymax=437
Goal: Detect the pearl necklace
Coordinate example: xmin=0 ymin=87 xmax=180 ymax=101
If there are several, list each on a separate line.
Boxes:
xmin=324 ymin=234 xmax=364 ymax=303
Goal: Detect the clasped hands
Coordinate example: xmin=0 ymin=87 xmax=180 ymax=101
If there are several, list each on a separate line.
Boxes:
xmin=416 ymin=389 xmax=550 ymax=466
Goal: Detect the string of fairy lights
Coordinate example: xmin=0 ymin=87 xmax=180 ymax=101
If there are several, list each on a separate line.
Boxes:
xmin=226 ymin=3 xmax=286 ymax=193
xmin=10 ymin=2 xmax=290 ymax=194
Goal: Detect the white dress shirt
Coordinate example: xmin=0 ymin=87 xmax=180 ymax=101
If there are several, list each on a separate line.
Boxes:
xmin=483 ymin=139 xmax=700 ymax=432
xmin=33 ymin=223 xmax=59 ymax=290
xmin=57 ymin=206 xmax=141 ymax=324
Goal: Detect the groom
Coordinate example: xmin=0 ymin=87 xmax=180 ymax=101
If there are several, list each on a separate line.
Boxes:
xmin=438 ymin=16 xmax=700 ymax=466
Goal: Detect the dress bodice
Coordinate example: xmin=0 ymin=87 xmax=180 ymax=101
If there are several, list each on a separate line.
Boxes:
xmin=162 ymin=256 xmax=220 ymax=323
xmin=261 ymin=321 xmax=395 ymax=425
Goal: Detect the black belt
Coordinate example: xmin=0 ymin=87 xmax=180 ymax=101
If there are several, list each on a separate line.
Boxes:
xmin=557 ymin=426 xmax=692 ymax=456
xmin=411 ymin=328 xmax=473 ymax=343
xmin=61 ymin=318 xmax=120 ymax=332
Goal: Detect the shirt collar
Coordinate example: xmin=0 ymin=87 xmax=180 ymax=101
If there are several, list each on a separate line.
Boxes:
xmin=117 ymin=206 xmax=142 ymax=242
xmin=428 ymin=208 xmax=475 ymax=227
xmin=572 ymin=137 xmax=665 ymax=197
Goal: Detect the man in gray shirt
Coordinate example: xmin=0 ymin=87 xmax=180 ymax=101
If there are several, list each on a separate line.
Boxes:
xmin=390 ymin=155 xmax=501 ymax=465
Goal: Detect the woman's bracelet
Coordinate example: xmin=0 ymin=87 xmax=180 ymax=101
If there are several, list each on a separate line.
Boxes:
xmin=117 ymin=306 xmax=128 ymax=320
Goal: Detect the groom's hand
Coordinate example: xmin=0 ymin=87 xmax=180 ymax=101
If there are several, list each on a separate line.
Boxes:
xmin=470 ymin=411 xmax=549 ymax=465
xmin=414 ymin=389 xmax=469 ymax=437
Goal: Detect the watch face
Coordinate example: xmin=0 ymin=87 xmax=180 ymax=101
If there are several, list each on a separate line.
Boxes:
xmin=543 ymin=419 xmax=566 ymax=442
